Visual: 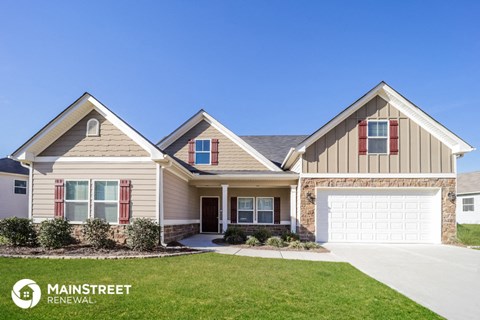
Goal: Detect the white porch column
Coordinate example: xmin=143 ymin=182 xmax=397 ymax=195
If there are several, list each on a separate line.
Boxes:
xmin=221 ymin=184 xmax=229 ymax=233
xmin=290 ymin=185 xmax=297 ymax=233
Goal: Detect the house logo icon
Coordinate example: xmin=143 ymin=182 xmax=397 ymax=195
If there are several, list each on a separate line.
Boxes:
xmin=11 ymin=279 xmax=41 ymax=309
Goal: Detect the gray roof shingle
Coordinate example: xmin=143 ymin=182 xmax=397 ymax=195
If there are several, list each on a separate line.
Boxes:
xmin=240 ymin=135 xmax=308 ymax=167
xmin=457 ymin=171 xmax=480 ymax=194
xmin=0 ymin=158 xmax=29 ymax=175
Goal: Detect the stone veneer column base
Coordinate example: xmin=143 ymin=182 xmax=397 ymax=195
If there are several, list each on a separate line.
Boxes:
xmin=164 ymin=223 xmax=200 ymax=243
xmin=228 ymin=224 xmax=290 ymax=236
xmin=299 ymin=178 xmax=456 ymax=243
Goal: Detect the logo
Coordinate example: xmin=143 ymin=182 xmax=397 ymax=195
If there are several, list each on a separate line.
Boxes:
xmin=11 ymin=279 xmax=41 ymax=309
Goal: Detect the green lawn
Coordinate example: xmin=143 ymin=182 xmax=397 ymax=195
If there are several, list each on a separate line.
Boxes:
xmin=457 ymin=224 xmax=480 ymax=246
xmin=0 ymin=254 xmax=440 ymax=320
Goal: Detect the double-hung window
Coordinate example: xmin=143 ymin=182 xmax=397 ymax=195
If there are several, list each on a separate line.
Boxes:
xmin=368 ymin=121 xmax=388 ymax=154
xmin=237 ymin=197 xmax=254 ymax=223
xmin=463 ymin=198 xmax=474 ymax=212
xmin=257 ymin=197 xmax=274 ymax=224
xmin=14 ymin=180 xmax=27 ymax=194
xmin=195 ymin=139 xmax=211 ymax=164
xmin=94 ymin=181 xmax=119 ymax=223
xmin=65 ymin=180 xmax=89 ymax=222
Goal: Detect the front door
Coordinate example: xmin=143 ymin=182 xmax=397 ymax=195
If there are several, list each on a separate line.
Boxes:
xmin=201 ymin=197 xmax=219 ymax=233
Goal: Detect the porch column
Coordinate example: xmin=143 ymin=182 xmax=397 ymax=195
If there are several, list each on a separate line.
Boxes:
xmin=290 ymin=185 xmax=297 ymax=233
xmin=221 ymin=184 xmax=228 ymax=232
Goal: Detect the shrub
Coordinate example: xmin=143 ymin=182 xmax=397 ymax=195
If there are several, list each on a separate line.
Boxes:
xmin=302 ymin=242 xmax=321 ymax=250
xmin=246 ymin=236 xmax=260 ymax=246
xmin=127 ymin=218 xmax=160 ymax=251
xmin=83 ymin=219 xmax=115 ymax=249
xmin=223 ymin=226 xmax=246 ymax=244
xmin=252 ymin=228 xmax=271 ymax=243
xmin=266 ymin=236 xmax=285 ymax=248
xmin=288 ymin=240 xmax=303 ymax=249
xmin=38 ymin=218 xmax=73 ymax=249
xmin=281 ymin=230 xmax=300 ymax=243
xmin=0 ymin=217 xmax=37 ymax=246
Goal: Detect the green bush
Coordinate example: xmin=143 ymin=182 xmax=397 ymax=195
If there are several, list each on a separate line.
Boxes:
xmin=281 ymin=230 xmax=300 ymax=243
xmin=288 ymin=240 xmax=303 ymax=249
xmin=302 ymin=242 xmax=321 ymax=250
xmin=38 ymin=218 xmax=73 ymax=249
xmin=127 ymin=218 xmax=160 ymax=251
xmin=0 ymin=217 xmax=37 ymax=246
xmin=252 ymin=228 xmax=271 ymax=243
xmin=266 ymin=236 xmax=285 ymax=248
xmin=223 ymin=226 xmax=246 ymax=244
xmin=83 ymin=219 xmax=115 ymax=249
xmin=246 ymin=236 xmax=260 ymax=246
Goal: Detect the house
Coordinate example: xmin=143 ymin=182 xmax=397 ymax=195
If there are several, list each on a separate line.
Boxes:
xmin=10 ymin=82 xmax=474 ymax=244
xmin=456 ymin=171 xmax=480 ymax=224
xmin=0 ymin=158 xmax=29 ymax=219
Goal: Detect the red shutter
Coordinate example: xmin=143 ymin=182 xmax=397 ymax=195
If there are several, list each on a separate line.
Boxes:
xmin=188 ymin=140 xmax=195 ymax=165
xmin=119 ymin=180 xmax=131 ymax=224
xmin=390 ymin=120 xmax=399 ymax=155
xmin=358 ymin=120 xmax=367 ymax=155
xmin=211 ymin=139 xmax=219 ymax=165
xmin=274 ymin=197 xmax=280 ymax=224
xmin=230 ymin=197 xmax=237 ymax=224
xmin=54 ymin=179 xmax=65 ymax=218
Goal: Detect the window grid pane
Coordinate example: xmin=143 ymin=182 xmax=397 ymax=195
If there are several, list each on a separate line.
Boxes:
xmin=368 ymin=138 xmax=388 ymax=154
xmin=258 ymin=211 xmax=273 ymax=223
xmin=95 ymin=181 xmax=118 ymax=201
xmin=238 ymin=198 xmax=254 ymax=210
xmin=238 ymin=211 xmax=254 ymax=223
xmin=66 ymin=181 xmax=89 ymax=200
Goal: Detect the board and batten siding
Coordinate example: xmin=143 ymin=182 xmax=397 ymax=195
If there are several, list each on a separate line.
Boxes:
xmin=164 ymin=120 xmax=269 ymax=171
xmin=303 ymin=95 xmax=454 ymax=174
xmin=32 ymin=162 xmax=157 ymax=220
xmin=39 ymin=110 xmax=149 ymax=157
xmin=163 ymin=170 xmax=199 ymax=221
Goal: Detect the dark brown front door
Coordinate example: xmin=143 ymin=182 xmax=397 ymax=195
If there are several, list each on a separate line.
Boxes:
xmin=202 ymin=197 xmax=219 ymax=233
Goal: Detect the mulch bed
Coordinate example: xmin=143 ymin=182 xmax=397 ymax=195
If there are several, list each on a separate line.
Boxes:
xmin=212 ymin=238 xmax=329 ymax=253
xmin=0 ymin=242 xmax=200 ymax=259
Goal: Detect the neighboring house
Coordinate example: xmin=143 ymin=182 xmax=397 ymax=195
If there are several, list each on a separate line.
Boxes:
xmin=456 ymin=172 xmax=480 ymax=224
xmin=10 ymin=82 xmax=474 ymax=244
xmin=0 ymin=158 xmax=29 ymax=219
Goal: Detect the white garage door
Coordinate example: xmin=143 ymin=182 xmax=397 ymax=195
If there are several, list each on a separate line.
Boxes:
xmin=316 ymin=189 xmax=441 ymax=244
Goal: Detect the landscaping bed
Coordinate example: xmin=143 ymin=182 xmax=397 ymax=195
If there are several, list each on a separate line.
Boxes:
xmin=212 ymin=238 xmax=329 ymax=253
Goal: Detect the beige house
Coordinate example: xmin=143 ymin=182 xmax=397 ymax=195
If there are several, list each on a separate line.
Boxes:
xmin=11 ymin=82 xmax=474 ymax=244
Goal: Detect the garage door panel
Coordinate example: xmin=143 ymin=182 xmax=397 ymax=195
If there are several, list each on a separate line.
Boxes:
xmin=317 ymin=189 xmax=440 ymax=244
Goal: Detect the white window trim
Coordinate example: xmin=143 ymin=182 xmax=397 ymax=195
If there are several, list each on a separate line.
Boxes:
xmin=194 ymin=138 xmax=212 ymax=165
xmin=64 ymin=179 xmax=90 ymax=224
xmin=13 ymin=179 xmax=27 ymax=195
xmin=92 ymin=179 xmax=120 ymax=224
xmin=367 ymin=120 xmax=390 ymax=155
xmin=86 ymin=118 xmax=100 ymax=137
xmin=462 ymin=197 xmax=475 ymax=212
xmin=256 ymin=197 xmax=274 ymax=225
xmin=237 ymin=197 xmax=255 ymax=224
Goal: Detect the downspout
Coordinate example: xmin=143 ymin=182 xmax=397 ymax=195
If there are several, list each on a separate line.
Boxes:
xmin=20 ymin=161 xmax=33 ymax=220
xmin=157 ymin=160 xmax=172 ymax=247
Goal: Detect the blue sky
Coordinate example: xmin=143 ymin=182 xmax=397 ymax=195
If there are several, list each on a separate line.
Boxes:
xmin=0 ymin=0 xmax=478 ymax=172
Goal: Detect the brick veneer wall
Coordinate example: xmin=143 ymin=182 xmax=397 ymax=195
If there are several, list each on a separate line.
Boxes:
xmin=299 ymin=178 xmax=456 ymax=243
xmin=228 ymin=224 xmax=290 ymax=236
xmin=164 ymin=223 xmax=200 ymax=243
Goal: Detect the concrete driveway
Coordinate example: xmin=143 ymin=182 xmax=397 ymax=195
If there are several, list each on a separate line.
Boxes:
xmin=324 ymin=243 xmax=480 ymax=320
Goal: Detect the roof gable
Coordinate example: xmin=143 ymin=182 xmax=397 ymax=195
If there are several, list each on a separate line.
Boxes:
xmin=282 ymin=82 xmax=474 ymax=168
xmin=0 ymin=158 xmax=29 ymax=175
xmin=158 ymin=110 xmax=282 ymax=171
xmin=11 ymin=93 xmax=165 ymax=161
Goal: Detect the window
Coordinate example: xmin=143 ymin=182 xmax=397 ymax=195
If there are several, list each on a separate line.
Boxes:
xmin=65 ymin=181 xmax=89 ymax=222
xmin=238 ymin=197 xmax=254 ymax=223
xmin=463 ymin=198 xmax=474 ymax=212
xmin=14 ymin=180 xmax=27 ymax=194
xmin=94 ymin=181 xmax=119 ymax=223
xmin=257 ymin=197 xmax=274 ymax=224
xmin=195 ymin=139 xmax=211 ymax=164
xmin=86 ymin=118 xmax=100 ymax=136
xmin=368 ymin=121 xmax=388 ymax=154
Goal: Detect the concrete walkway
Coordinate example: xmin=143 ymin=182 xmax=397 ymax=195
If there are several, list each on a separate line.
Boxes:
xmin=180 ymin=234 xmax=343 ymax=262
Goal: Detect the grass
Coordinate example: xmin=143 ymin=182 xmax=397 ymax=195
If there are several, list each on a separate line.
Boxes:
xmin=457 ymin=224 xmax=480 ymax=246
xmin=0 ymin=254 xmax=441 ymax=320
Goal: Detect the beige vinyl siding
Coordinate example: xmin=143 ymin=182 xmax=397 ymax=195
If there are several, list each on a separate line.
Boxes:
xmin=165 ymin=120 xmax=269 ymax=171
xmin=303 ymin=95 xmax=454 ymax=174
xmin=32 ymin=161 xmax=156 ymax=220
xmin=40 ymin=110 xmax=149 ymax=157
xmin=197 ymin=187 xmax=290 ymax=222
xmin=163 ymin=170 xmax=199 ymax=220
